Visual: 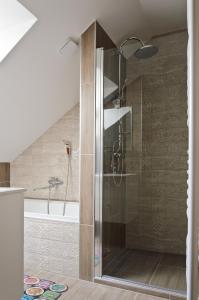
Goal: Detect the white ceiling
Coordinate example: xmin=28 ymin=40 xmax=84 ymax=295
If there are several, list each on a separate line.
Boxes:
xmin=0 ymin=0 xmax=187 ymax=162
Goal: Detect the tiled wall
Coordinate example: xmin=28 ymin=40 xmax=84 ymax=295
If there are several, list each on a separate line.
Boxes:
xmin=126 ymin=31 xmax=188 ymax=254
xmin=11 ymin=104 xmax=79 ymax=201
xmin=0 ymin=163 xmax=10 ymax=187
xmin=24 ymin=217 xmax=79 ymax=278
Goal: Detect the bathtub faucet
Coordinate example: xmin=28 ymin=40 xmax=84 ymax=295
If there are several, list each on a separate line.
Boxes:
xmin=33 ymin=185 xmax=50 ymax=191
xmin=33 ymin=177 xmax=63 ymax=191
xmin=48 ymin=177 xmax=64 ymax=188
xmin=33 ymin=177 xmax=63 ymax=215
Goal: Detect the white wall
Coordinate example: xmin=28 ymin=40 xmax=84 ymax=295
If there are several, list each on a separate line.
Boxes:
xmin=0 ymin=18 xmax=79 ymax=161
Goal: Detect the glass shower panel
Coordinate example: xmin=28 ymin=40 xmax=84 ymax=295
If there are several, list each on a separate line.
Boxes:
xmin=100 ymin=48 xmax=143 ymax=277
xmin=102 ymin=48 xmax=129 ymax=273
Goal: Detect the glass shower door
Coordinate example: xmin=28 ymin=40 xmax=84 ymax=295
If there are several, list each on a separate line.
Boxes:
xmin=95 ymin=38 xmax=187 ymax=297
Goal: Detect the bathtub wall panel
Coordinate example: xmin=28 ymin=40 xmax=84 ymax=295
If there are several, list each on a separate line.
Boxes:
xmin=11 ymin=104 xmax=79 ymax=201
xmin=24 ymin=217 xmax=79 ymax=278
xmin=0 ymin=163 xmax=10 ymax=187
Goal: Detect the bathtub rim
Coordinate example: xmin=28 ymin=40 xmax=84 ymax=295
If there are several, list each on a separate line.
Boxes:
xmin=24 ymin=196 xmax=79 ymax=202
xmin=24 ymin=212 xmax=79 ymax=223
xmin=24 ymin=197 xmax=79 ymax=223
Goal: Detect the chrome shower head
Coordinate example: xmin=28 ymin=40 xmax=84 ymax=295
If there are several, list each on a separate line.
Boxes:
xmin=120 ymin=35 xmax=158 ymax=60
xmin=134 ymin=44 xmax=158 ymax=59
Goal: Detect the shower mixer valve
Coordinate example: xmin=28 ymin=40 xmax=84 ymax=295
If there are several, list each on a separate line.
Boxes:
xmin=48 ymin=177 xmax=63 ymax=188
xmin=33 ymin=176 xmax=63 ymax=191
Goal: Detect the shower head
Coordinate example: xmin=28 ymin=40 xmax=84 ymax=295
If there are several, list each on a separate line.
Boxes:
xmin=134 ymin=44 xmax=158 ymax=59
xmin=120 ymin=35 xmax=158 ymax=60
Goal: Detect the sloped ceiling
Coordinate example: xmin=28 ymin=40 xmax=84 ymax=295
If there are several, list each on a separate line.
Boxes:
xmin=0 ymin=0 xmax=187 ymax=162
xmin=0 ymin=0 xmax=37 ymax=62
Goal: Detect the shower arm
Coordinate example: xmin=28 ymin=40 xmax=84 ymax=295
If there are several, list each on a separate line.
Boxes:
xmin=119 ymin=36 xmax=145 ymax=54
xmin=118 ymin=36 xmax=145 ymax=99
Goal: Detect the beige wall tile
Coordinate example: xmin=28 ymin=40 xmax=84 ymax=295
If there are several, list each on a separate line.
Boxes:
xmin=11 ymin=104 xmax=79 ymax=201
xmin=126 ymin=31 xmax=188 ymax=254
xmin=80 ymin=24 xmax=95 ymax=85
xmin=80 ymin=154 xmax=94 ymax=225
xmin=79 ymin=224 xmax=94 ymax=281
xmin=80 ymin=84 xmax=95 ymax=155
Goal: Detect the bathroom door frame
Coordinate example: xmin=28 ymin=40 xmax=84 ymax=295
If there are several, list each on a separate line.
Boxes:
xmin=94 ymin=1 xmax=199 ymax=298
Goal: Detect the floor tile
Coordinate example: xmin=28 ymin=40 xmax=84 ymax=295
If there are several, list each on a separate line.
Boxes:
xmin=150 ymin=265 xmax=186 ymax=291
xmin=160 ymin=254 xmax=186 ymax=268
xmin=110 ymin=250 xmax=161 ymax=284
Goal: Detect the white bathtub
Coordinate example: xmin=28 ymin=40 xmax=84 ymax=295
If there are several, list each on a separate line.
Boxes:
xmin=24 ymin=198 xmax=79 ymax=223
xmin=24 ymin=198 xmax=79 ymax=278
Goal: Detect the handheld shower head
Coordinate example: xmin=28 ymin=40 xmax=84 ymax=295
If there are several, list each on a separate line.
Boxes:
xmin=63 ymin=140 xmax=72 ymax=156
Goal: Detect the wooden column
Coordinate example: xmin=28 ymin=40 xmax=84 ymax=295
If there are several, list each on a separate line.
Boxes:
xmin=79 ymin=21 xmax=115 ymax=281
xmin=0 ymin=163 xmax=10 ymax=187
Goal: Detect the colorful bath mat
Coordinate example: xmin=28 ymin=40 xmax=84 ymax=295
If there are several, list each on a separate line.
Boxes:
xmin=41 ymin=290 xmax=60 ymax=300
xmin=21 ymin=295 xmax=34 ymax=300
xmin=38 ymin=279 xmax=55 ymax=290
xmin=26 ymin=287 xmax=44 ymax=297
xmin=50 ymin=284 xmax=68 ymax=293
xmin=21 ymin=275 xmax=68 ymax=300
xmin=24 ymin=276 xmax=40 ymax=285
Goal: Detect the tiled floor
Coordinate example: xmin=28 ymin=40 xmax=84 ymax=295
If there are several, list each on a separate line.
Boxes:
xmin=27 ymin=270 xmax=168 ymax=300
xmin=106 ymin=249 xmax=186 ymax=292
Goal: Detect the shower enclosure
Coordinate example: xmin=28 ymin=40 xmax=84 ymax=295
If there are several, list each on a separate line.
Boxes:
xmin=95 ymin=31 xmax=188 ymax=297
